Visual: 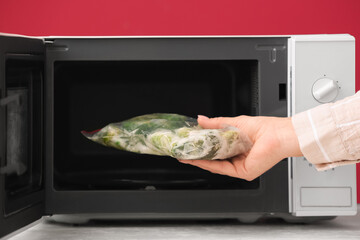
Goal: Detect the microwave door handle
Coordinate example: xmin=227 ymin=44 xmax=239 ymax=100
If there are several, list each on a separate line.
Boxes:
xmin=0 ymin=93 xmax=26 ymax=175
xmin=0 ymin=161 xmax=27 ymax=175
xmin=0 ymin=93 xmax=21 ymax=106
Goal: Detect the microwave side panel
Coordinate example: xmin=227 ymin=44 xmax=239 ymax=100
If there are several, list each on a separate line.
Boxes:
xmin=288 ymin=34 xmax=357 ymax=217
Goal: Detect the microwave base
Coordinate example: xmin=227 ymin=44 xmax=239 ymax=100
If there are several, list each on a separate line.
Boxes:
xmin=47 ymin=213 xmax=336 ymax=225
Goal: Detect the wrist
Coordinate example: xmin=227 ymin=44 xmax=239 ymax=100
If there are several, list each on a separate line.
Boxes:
xmin=278 ymin=117 xmax=303 ymax=158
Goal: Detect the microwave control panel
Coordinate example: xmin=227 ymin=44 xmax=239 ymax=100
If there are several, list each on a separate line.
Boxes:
xmin=288 ymin=34 xmax=357 ymax=217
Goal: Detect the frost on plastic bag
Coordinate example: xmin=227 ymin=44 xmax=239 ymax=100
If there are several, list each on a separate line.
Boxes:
xmin=81 ymin=113 xmax=252 ymax=160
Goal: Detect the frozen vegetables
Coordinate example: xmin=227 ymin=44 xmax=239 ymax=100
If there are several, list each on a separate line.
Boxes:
xmin=81 ymin=113 xmax=251 ymax=160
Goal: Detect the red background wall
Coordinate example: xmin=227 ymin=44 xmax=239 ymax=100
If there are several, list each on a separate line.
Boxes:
xmin=0 ymin=0 xmax=360 ymax=202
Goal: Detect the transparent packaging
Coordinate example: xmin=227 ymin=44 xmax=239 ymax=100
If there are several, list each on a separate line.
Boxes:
xmin=82 ymin=113 xmax=252 ymax=160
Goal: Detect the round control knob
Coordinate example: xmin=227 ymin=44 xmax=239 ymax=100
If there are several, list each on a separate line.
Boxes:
xmin=312 ymin=78 xmax=339 ymax=103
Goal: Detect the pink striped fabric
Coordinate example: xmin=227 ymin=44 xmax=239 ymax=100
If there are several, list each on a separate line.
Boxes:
xmin=292 ymin=91 xmax=360 ymax=171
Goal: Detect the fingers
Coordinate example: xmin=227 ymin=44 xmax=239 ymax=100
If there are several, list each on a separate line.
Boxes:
xmin=178 ymin=159 xmax=230 ymax=176
xmin=178 ymin=159 xmax=226 ymax=175
xmin=235 ymin=138 xmax=283 ymax=181
xmin=197 ymin=115 xmax=235 ymax=129
xmin=181 ymin=116 xmax=286 ymax=181
xmin=178 ymin=158 xmax=248 ymax=179
xmin=178 ymin=138 xmax=283 ymax=181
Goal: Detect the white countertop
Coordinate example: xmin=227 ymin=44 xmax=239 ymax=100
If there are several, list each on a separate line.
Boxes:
xmin=8 ymin=206 xmax=360 ymax=240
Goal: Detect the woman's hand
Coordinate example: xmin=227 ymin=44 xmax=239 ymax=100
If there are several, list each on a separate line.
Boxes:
xmin=178 ymin=115 xmax=303 ymax=181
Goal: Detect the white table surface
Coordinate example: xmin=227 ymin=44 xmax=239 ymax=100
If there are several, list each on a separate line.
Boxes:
xmin=8 ymin=206 xmax=360 ymax=240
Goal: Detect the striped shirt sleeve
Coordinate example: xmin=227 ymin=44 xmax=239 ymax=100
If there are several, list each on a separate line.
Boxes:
xmin=292 ymin=91 xmax=360 ymax=171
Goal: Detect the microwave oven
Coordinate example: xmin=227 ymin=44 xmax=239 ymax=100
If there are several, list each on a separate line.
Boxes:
xmin=0 ymin=33 xmax=357 ymax=239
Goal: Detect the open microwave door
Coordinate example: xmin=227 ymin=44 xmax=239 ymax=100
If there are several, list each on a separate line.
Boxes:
xmin=0 ymin=34 xmax=45 ymax=239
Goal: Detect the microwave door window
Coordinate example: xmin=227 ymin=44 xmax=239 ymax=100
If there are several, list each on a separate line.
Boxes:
xmin=3 ymin=59 xmax=44 ymax=214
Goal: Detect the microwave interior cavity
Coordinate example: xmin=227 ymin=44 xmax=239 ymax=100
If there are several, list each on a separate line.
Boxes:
xmin=53 ymin=60 xmax=259 ymax=191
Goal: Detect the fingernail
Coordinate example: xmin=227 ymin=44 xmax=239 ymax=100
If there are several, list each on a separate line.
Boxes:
xmin=197 ymin=115 xmax=209 ymax=120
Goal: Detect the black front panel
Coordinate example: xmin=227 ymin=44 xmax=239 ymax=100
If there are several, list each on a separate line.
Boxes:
xmin=45 ymin=37 xmax=288 ymax=215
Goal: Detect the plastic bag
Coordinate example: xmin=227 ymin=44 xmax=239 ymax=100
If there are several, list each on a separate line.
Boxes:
xmin=81 ymin=113 xmax=252 ymax=160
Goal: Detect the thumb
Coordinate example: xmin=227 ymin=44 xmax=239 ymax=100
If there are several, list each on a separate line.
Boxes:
xmin=197 ymin=115 xmax=235 ymax=129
